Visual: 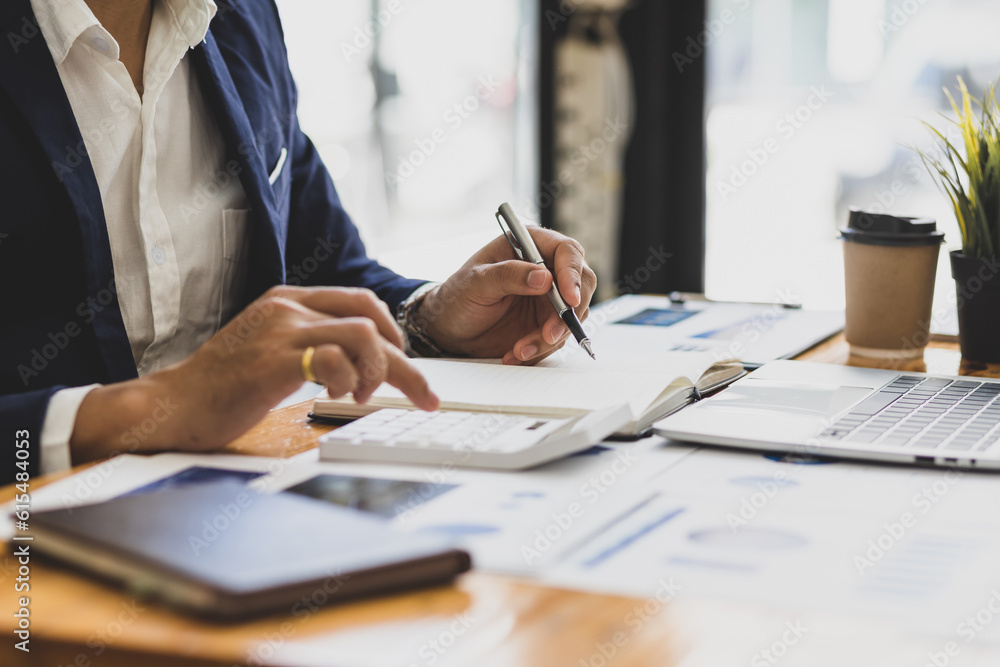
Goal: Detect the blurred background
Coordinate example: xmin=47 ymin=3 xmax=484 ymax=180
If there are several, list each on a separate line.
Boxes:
xmin=705 ymin=0 xmax=1000 ymax=311
xmin=275 ymin=0 xmax=1000 ymax=312
xmin=275 ymin=0 xmax=531 ymax=281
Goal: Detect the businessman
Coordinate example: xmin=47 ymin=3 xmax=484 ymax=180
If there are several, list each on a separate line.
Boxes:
xmin=0 ymin=0 xmax=596 ymax=483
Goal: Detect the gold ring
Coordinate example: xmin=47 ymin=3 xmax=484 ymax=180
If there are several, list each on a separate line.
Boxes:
xmin=301 ymin=346 xmax=318 ymax=383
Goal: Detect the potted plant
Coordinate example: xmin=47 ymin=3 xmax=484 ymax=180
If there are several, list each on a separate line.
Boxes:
xmin=916 ymin=77 xmax=1000 ymax=363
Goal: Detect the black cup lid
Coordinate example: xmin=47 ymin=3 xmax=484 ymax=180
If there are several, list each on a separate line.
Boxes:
xmin=840 ymin=209 xmax=944 ymax=247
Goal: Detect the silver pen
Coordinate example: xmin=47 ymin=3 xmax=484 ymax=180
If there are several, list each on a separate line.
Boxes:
xmin=495 ymin=202 xmax=595 ymax=360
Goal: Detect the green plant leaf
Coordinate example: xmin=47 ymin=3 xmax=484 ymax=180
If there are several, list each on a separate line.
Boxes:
xmin=914 ymin=75 xmax=1000 ymax=258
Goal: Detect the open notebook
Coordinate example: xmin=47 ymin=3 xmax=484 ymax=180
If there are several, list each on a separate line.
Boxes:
xmin=313 ymin=324 xmax=744 ymax=436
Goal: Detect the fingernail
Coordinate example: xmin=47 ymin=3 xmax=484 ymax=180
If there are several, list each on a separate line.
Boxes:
xmin=574 ymin=284 xmax=582 ymax=304
xmin=520 ymin=344 xmax=538 ymax=360
xmin=552 ymin=324 xmax=568 ymax=340
xmin=528 ymin=270 xmax=548 ymax=289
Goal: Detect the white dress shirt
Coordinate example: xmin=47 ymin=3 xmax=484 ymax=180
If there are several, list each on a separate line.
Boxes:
xmin=31 ymin=0 xmax=249 ymax=473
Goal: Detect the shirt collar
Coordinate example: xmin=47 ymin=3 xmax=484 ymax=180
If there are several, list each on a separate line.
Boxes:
xmin=30 ymin=0 xmax=102 ymax=65
xmin=161 ymin=0 xmax=218 ymax=50
xmin=30 ymin=0 xmax=217 ymax=65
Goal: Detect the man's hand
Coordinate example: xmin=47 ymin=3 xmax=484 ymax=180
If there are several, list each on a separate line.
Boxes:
xmin=420 ymin=227 xmax=597 ymax=364
xmin=70 ymin=286 xmax=439 ymax=462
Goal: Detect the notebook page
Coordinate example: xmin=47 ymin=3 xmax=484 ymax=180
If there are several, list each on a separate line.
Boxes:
xmin=537 ymin=324 xmax=731 ymax=383
xmin=370 ymin=359 xmax=671 ymax=418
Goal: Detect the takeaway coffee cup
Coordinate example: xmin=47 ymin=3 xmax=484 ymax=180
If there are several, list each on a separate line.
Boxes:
xmin=840 ymin=209 xmax=944 ymax=359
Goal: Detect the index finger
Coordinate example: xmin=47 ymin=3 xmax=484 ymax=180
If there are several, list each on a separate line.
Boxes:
xmin=384 ymin=344 xmax=440 ymax=411
xmin=278 ymin=286 xmax=405 ymax=349
xmin=527 ymin=227 xmax=587 ymax=308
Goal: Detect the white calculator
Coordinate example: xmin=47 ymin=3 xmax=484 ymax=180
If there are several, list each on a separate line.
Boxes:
xmin=318 ymin=404 xmax=630 ymax=470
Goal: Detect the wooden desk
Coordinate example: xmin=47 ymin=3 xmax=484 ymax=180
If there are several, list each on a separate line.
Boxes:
xmin=3 ymin=336 xmax=999 ymax=667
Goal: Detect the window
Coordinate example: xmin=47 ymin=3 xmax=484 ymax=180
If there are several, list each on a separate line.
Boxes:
xmin=275 ymin=0 xmax=535 ymax=281
xmin=705 ymin=0 xmax=1000 ymax=310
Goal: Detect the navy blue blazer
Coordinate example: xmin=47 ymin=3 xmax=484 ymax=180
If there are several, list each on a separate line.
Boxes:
xmin=0 ymin=0 xmax=424 ymax=483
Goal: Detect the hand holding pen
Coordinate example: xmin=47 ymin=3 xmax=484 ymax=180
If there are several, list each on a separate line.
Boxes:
xmin=413 ymin=203 xmax=597 ymax=365
xmin=496 ymin=203 xmax=595 ymax=360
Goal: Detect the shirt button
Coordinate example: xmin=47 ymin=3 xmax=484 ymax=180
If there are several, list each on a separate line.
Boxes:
xmin=91 ymin=36 xmax=110 ymax=52
xmin=151 ymin=245 xmax=166 ymax=265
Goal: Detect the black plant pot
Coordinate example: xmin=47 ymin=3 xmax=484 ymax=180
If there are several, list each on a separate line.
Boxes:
xmin=951 ymin=251 xmax=1000 ymax=363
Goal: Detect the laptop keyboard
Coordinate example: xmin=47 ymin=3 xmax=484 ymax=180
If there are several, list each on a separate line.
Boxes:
xmin=820 ymin=375 xmax=1000 ymax=453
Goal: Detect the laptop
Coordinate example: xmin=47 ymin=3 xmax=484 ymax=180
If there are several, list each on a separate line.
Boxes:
xmin=653 ymin=360 xmax=1000 ymax=469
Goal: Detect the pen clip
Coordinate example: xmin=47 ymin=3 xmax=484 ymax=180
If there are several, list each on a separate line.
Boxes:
xmin=495 ymin=211 xmax=525 ymax=261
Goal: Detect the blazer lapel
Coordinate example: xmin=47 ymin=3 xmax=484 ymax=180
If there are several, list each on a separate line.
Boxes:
xmin=190 ymin=31 xmax=285 ymax=298
xmin=0 ymin=1 xmax=137 ymax=382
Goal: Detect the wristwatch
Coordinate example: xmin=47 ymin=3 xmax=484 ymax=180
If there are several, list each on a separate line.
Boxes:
xmin=396 ymin=282 xmax=446 ymax=358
